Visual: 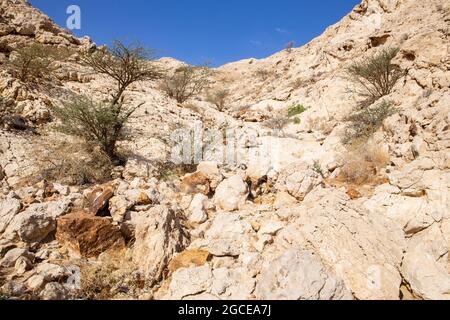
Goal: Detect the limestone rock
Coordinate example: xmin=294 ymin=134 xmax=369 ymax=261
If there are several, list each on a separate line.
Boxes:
xmin=132 ymin=205 xmax=188 ymax=284
xmin=3 ymin=199 xmax=71 ymax=242
xmin=214 ymin=175 xmax=249 ymax=211
xmin=255 ymin=249 xmax=353 ymax=300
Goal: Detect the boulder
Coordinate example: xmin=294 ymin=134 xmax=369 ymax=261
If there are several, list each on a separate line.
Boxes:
xmin=275 ymin=163 xmax=322 ymax=201
xmin=255 ymin=249 xmax=353 ymax=300
xmin=181 ymin=172 xmax=211 ymax=195
xmin=86 ymin=185 xmax=115 ymax=215
xmin=0 ymin=197 xmax=21 ymax=234
xmin=187 ymin=194 xmax=209 ymax=224
xmin=56 ymin=211 xmax=125 ymax=258
xmin=191 ymin=213 xmax=253 ymax=257
xmin=196 ymin=161 xmax=223 ymax=190
xmin=214 ymin=175 xmax=249 ymax=211
xmin=132 ymin=205 xmax=188 ymax=284
xmin=3 ymin=200 xmax=71 ymax=242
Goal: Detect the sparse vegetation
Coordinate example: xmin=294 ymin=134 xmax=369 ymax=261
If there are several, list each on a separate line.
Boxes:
xmin=160 ymin=65 xmax=211 ymax=103
xmin=285 ymin=41 xmax=295 ymax=53
xmin=346 ymin=47 xmax=406 ymax=107
xmin=8 ymin=43 xmax=56 ymax=82
xmin=263 ymin=112 xmax=290 ymax=136
xmin=338 ymin=141 xmax=390 ymax=185
xmin=33 ymin=137 xmax=112 ymax=185
xmin=79 ymin=253 xmax=144 ymax=300
xmin=342 ymin=100 xmax=398 ymax=144
xmin=291 ymin=78 xmax=303 ymax=90
xmin=206 ymin=89 xmax=230 ymax=111
xmin=55 ymin=41 xmax=161 ymax=161
xmin=254 ymin=68 xmax=273 ymax=81
xmin=287 ymin=104 xmax=307 ymax=117
xmin=53 ymin=95 xmax=138 ymax=162
xmin=81 ymin=41 xmax=163 ymax=106
xmin=313 ymin=160 xmax=325 ymax=178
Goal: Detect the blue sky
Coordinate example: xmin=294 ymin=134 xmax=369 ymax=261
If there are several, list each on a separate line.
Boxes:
xmin=30 ymin=0 xmax=360 ymax=66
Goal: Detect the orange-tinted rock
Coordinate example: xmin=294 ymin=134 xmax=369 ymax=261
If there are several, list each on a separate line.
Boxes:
xmin=168 ymin=249 xmax=210 ymax=274
xmin=347 ymin=187 xmax=362 ymax=200
xmin=56 ymin=211 xmax=125 ymax=258
xmin=180 ymin=172 xmax=210 ymax=195
xmin=86 ymin=186 xmax=115 ymax=215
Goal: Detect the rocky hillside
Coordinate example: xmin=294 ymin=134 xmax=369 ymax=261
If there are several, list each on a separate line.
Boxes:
xmin=0 ymin=0 xmax=449 ymax=300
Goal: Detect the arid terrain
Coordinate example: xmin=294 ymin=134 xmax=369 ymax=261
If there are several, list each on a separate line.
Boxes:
xmin=0 ymin=0 xmax=449 ymax=300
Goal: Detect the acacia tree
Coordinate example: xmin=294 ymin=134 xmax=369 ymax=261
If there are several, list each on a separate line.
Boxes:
xmin=54 ymin=41 xmax=163 ymax=162
xmin=8 ymin=43 xmax=55 ymax=82
xmin=346 ymin=47 xmax=406 ymax=107
xmin=160 ymin=65 xmax=211 ymax=103
xmin=81 ymin=41 xmax=163 ymax=105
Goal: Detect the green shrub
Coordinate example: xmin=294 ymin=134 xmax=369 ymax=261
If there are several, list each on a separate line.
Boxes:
xmin=81 ymin=41 xmax=163 ymax=106
xmin=8 ymin=43 xmax=56 ymax=82
xmin=342 ymin=100 xmax=398 ymax=144
xmin=346 ymin=47 xmax=406 ymax=107
xmin=287 ymin=104 xmax=307 ymax=117
xmin=53 ymin=95 xmax=138 ymax=162
xmin=55 ymin=41 xmax=162 ymax=162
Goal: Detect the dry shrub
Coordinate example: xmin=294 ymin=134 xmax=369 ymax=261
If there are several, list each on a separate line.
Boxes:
xmin=254 ymin=68 xmax=273 ymax=81
xmin=338 ymin=141 xmax=390 ymax=185
xmin=79 ymin=252 xmax=144 ymax=300
xmin=33 ymin=136 xmax=112 ymax=185
xmin=160 ymin=65 xmax=211 ymax=103
xmin=206 ymin=89 xmax=230 ymax=111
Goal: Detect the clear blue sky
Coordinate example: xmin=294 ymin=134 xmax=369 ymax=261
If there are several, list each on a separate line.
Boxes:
xmin=30 ymin=0 xmax=360 ymax=67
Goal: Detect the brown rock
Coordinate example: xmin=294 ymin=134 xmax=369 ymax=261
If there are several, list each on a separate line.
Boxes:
xmin=86 ymin=186 xmax=115 ymax=215
xmin=346 ymin=187 xmax=362 ymax=200
xmin=180 ymin=172 xmax=211 ymax=195
xmin=56 ymin=211 xmax=125 ymax=258
xmin=168 ymin=249 xmax=210 ymax=274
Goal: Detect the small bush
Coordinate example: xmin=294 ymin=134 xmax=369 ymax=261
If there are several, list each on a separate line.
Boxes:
xmin=53 ymin=95 xmax=137 ymax=162
xmin=339 ymin=142 xmax=390 ymax=185
xmin=285 ymin=41 xmax=295 ymax=53
xmin=291 ymin=78 xmax=303 ymax=90
xmin=346 ymin=47 xmax=406 ymax=107
xmin=160 ymin=65 xmax=211 ymax=104
xmin=81 ymin=41 xmax=163 ymax=106
xmin=263 ymin=113 xmax=291 ymax=136
xmin=8 ymin=43 xmax=56 ymax=82
xmin=206 ymin=89 xmax=230 ymax=111
xmin=79 ymin=253 xmax=144 ymax=300
xmin=287 ymin=104 xmax=307 ymax=117
xmin=33 ymin=137 xmax=112 ymax=185
xmin=342 ymin=100 xmax=398 ymax=144
xmin=254 ymin=69 xmax=273 ymax=81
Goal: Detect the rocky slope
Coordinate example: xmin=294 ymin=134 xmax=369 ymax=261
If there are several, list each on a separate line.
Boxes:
xmin=0 ymin=0 xmax=449 ymax=300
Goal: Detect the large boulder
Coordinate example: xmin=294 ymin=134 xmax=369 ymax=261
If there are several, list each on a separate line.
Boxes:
xmin=214 ymin=175 xmax=249 ymax=211
xmin=275 ymin=162 xmax=323 ymax=201
xmin=191 ymin=213 xmax=253 ymax=257
xmin=280 ymin=188 xmax=407 ymax=300
xmin=56 ymin=211 xmax=125 ymax=258
xmin=3 ymin=199 xmax=71 ymax=242
xmin=132 ymin=205 xmax=188 ymax=285
xmin=255 ymin=249 xmax=353 ymax=300
xmin=0 ymin=197 xmax=21 ymax=234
